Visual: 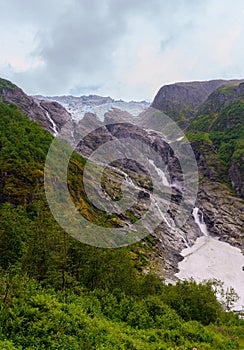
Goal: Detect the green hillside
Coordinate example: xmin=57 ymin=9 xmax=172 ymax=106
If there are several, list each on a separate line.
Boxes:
xmin=0 ymin=102 xmax=244 ymax=349
xmin=186 ymin=91 xmax=244 ymax=195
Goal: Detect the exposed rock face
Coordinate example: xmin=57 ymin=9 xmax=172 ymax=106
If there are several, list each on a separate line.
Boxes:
xmin=152 ymin=79 xmax=244 ymax=110
xmin=229 ymin=163 xmax=244 ymax=198
xmin=0 ymin=77 xmax=243 ymax=281
xmin=72 ymin=106 xmax=243 ymax=280
xmin=0 ymin=78 xmax=72 ymax=135
xmin=198 ymin=82 xmax=244 ymax=114
xmin=198 ymin=179 xmax=243 ymax=246
xmin=151 ymin=79 xmax=244 ymax=128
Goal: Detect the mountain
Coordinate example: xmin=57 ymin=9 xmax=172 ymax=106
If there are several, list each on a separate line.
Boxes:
xmin=0 ymin=77 xmax=244 ymax=349
xmin=151 ymin=79 xmax=244 ymax=198
xmin=0 ymin=78 xmax=71 ymax=135
xmin=34 ymin=94 xmax=149 ymax=121
xmin=151 ymin=79 xmax=244 ymax=129
xmin=0 ymin=77 xmax=243 ymax=278
xmin=188 ymin=82 xmax=244 ymax=197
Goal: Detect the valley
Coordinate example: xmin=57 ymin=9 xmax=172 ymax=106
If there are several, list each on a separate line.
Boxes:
xmin=0 ymin=77 xmax=243 ymax=349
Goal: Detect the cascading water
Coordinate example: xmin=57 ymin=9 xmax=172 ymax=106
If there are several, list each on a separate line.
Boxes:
xmin=148 ymin=159 xmax=169 ymax=187
xmin=192 ymin=207 xmax=209 ymax=236
xmin=45 ymin=111 xmax=58 ymax=136
xmin=97 ymin=161 xmax=190 ymax=247
xmin=103 ymin=164 xmax=177 ymax=232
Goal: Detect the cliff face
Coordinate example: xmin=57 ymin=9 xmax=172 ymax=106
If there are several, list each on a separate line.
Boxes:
xmin=0 ymin=77 xmax=243 ymax=280
xmin=189 ymin=83 xmax=244 ymax=198
xmin=151 ymin=79 xmax=244 ymax=199
xmin=198 ymin=82 xmax=244 ymax=114
xmin=151 ymin=79 xmax=244 ymax=129
xmin=0 ymin=78 xmax=72 ymax=135
xmin=71 ymin=105 xmax=243 ymax=278
xmin=152 ymin=80 xmax=230 ymax=108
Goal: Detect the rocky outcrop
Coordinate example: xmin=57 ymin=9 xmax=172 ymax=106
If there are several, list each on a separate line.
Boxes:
xmin=229 ymin=162 xmax=244 ymax=198
xmin=198 ymin=179 xmax=244 ymax=248
xmin=198 ymin=82 xmax=244 ymax=114
xmin=1 ymin=77 xmax=243 ymax=281
xmin=151 ymin=79 xmax=244 ymax=128
xmin=35 ymin=94 xmax=114 ymax=106
xmin=0 ymin=78 xmax=72 ymax=135
xmin=73 ymin=107 xmax=243 ymax=280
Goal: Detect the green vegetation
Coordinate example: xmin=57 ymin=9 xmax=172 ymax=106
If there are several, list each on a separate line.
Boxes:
xmin=187 ymin=99 xmax=244 ymax=183
xmin=0 ymin=102 xmax=244 ymax=349
xmin=218 ymin=83 xmax=240 ymax=96
xmin=0 ymin=274 xmax=243 ymax=350
xmin=0 ymin=78 xmax=16 ymax=92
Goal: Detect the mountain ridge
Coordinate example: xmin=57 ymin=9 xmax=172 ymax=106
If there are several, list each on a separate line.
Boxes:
xmin=0 ymin=77 xmax=243 ymax=282
xmin=34 ymin=94 xmax=149 ymax=121
xmin=151 ymin=79 xmax=244 ymax=129
xmin=152 ymin=79 xmax=244 ymax=109
xmin=0 ymin=78 xmax=72 ymax=135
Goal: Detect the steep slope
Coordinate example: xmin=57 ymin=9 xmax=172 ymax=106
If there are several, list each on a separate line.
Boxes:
xmin=0 ymin=105 xmax=243 ymax=350
xmin=0 ymin=78 xmax=72 ymax=135
xmin=0 ymin=78 xmax=243 ymax=279
xmin=188 ymin=82 xmax=244 ymax=197
xmin=0 ymin=102 xmax=154 ymax=283
xmin=198 ymin=82 xmax=244 ymax=114
xmin=73 ymin=107 xmax=243 ymax=277
xmin=151 ymin=79 xmax=244 ymax=128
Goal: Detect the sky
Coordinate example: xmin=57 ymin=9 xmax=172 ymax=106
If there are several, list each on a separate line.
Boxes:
xmin=0 ymin=0 xmax=244 ymax=101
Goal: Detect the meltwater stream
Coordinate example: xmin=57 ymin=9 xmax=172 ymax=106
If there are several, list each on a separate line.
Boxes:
xmin=45 ymin=111 xmax=58 ymax=136
xmin=176 ymin=207 xmax=244 ymax=311
xmin=192 ymin=207 xmax=209 ymax=236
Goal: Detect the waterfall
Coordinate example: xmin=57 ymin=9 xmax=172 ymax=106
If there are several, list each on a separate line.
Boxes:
xmin=148 ymin=159 xmax=170 ymax=187
xmin=45 ymin=111 xmax=58 ymax=136
xmin=153 ymin=200 xmax=171 ymax=228
xmin=192 ymin=207 xmax=209 ymax=236
xmin=104 ymin=164 xmax=175 ymax=230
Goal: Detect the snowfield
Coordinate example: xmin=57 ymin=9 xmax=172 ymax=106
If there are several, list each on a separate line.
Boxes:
xmin=176 ymin=236 xmax=244 ymax=311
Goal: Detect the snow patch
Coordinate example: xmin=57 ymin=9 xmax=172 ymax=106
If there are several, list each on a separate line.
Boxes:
xmin=176 ymin=236 xmax=244 ymax=311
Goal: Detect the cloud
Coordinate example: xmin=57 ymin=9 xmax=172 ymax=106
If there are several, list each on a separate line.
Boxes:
xmin=70 ymin=84 xmax=102 ymax=96
xmin=0 ymin=0 xmax=243 ymax=100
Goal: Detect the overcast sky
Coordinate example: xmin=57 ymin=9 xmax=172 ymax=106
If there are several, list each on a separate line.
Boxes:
xmin=0 ymin=0 xmax=244 ymax=100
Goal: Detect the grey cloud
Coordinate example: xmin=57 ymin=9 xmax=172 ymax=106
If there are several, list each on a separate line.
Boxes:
xmin=5 ymin=0 xmax=207 ymax=95
xmin=12 ymin=0 xmax=134 ymax=93
xmin=3 ymin=0 xmax=243 ymax=99
xmin=161 ymin=35 xmax=176 ymax=51
xmin=160 ymin=21 xmax=195 ymax=51
xmin=70 ymin=84 xmax=102 ymax=96
xmin=10 ymin=0 xmax=166 ymax=94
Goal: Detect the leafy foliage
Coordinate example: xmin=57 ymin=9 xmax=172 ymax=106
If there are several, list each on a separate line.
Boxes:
xmin=0 ymin=273 xmax=243 ymax=350
xmin=0 ymin=102 xmax=243 ymax=349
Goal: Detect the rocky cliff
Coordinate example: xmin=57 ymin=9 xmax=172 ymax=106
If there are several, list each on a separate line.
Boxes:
xmin=0 ymin=77 xmax=243 ymax=281
xmin=151 ymin=79 xmax=244 ymax=129
xmin=0 ymin=78 xmax=72 ymax=135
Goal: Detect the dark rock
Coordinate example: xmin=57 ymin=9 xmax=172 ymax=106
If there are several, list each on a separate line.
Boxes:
xmin=151 ymin=79 xmax=244 ymax=128
xmin=229 ymin=162 xmax=244 ymax=198
xmin=198 ymin=81 xmax=244 ymax=114
xmin=0 ymin=78 xmax=71 ymax=135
